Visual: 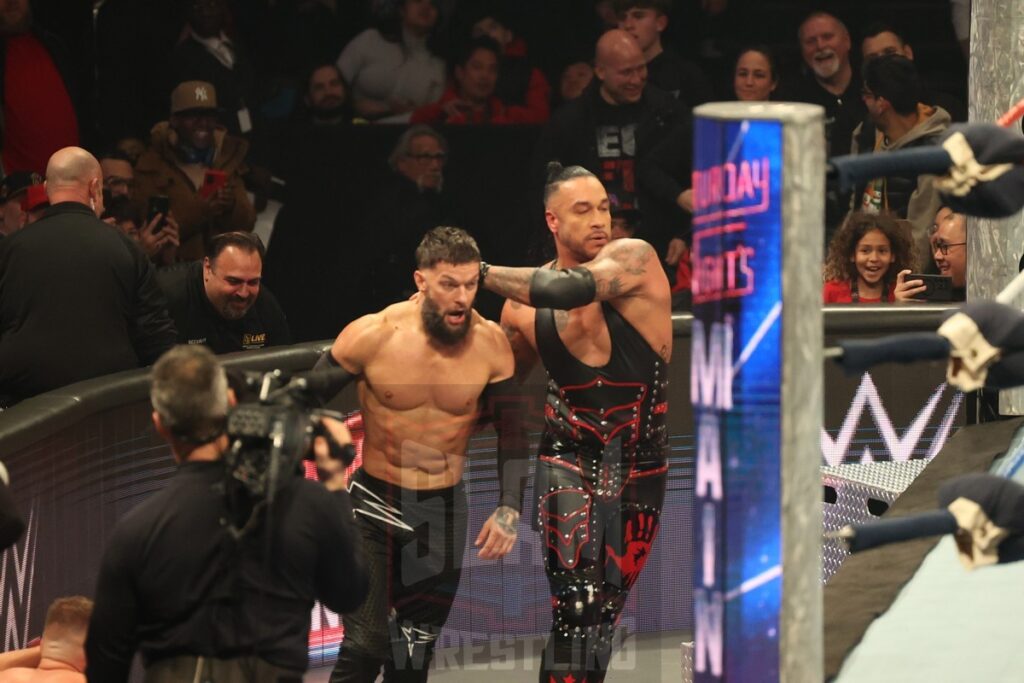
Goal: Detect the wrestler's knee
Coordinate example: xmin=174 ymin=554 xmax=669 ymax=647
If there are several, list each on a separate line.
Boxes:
xmin=388 ymin=610 xmax=441 ymax=671
xmin=340 ymin=613 xmax=391 ymax=660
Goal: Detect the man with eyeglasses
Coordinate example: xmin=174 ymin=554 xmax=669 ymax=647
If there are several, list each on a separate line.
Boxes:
xmin=363 ymin=125 xmax=457 ymax=310
xmin=930 ymin=206 xmax=967 ymax=300
xmin=156 ymin=232 xmax=291 ymax=353
xmin=134 ymin=80 xmax=256 ymax=262
xmin=98 ymin=150 xmax=135 ymax=200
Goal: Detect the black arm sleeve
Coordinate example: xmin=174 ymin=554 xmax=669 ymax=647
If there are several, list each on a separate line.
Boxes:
xmin=529 ymin=267 xmax=597 ymax=310
xmin=483 ymin=377 xmax=532 ymax=512
xmin=313 ymin=349 xmax=341 ymax=372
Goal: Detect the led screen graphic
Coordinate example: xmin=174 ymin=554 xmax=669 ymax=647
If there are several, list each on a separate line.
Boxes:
xmin=691 ymin=117 xmax=783 ymax=682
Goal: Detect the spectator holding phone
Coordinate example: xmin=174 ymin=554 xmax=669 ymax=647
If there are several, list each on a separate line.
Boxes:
xmin=102 ymin=196 xmax=180 ymax=266
xmin=823 ymin=212 xmax=923 ymax=303
xmin=134 ymin=81 xmax=256 ymax=262
xmin=930 ymin=206 xmax=967 ymax=301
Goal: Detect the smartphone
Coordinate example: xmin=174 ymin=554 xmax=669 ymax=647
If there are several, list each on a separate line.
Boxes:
xmin=906 ymin=273 xmax=953 ymax=302
xmin=146 ymin=195 xmax=170 ymax=233
xmin=199 ymin=169 xmax=228 ymax=200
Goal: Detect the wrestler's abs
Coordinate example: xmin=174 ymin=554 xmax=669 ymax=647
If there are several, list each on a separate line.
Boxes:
xmin=354 ymin=376 xmax=482 ymax=490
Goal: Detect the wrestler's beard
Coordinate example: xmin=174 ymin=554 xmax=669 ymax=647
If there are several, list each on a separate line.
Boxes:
xmin=421 ymin=293 xmax=471 ymax=345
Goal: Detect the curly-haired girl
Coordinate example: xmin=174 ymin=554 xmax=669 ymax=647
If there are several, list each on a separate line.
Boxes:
xmin=823 ymin=212 xmax=923 ymax=303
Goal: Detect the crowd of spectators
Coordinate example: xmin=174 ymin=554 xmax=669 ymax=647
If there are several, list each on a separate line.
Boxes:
xmin=0 ymin=0 xmax=974 ymax=402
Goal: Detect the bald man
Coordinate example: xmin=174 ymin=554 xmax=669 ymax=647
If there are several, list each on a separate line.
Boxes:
xmin=0 ymin=147 xmax=176 ymax=404
xmin=0 ymin=597 xmax=92 ymax=682
xmin=534 ymin=29 xmax=691 ymax=261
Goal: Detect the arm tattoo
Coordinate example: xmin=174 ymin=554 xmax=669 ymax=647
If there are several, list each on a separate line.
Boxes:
xmin=596 ymin=276 xmax=624 ymax=299
xmin=495 ymin=505 xmax=519 ymax=535
xmin=608 ymin=241 xmax=652 ymax=276
xmin=482 ymin=266 xmax=534 ymax=304
xmin=500 ymin=322 xmax=519 ymax=343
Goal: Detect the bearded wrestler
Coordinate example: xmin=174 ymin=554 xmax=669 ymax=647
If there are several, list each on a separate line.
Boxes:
xmin=318 ymin=226 xmax=530 ymax=682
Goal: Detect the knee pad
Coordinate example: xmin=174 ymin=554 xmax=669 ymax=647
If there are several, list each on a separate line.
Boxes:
xmin=551 ymin=578 xmax=605 ymax=633
xmin=388 ymin=609 xmax=440 ymax=671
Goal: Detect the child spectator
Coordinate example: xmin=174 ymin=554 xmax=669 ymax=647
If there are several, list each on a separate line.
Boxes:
xmin=822 ymin=212 xmax=921 ymax=303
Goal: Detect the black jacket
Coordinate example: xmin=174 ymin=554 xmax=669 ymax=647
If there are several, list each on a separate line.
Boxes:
xmin=0 ymin=202 xmax=176 ymax=402
xmin=362 ymin=174 xmax=457 ymax=311
xmin=535 ymin=82 xmax=691 ymax=255
xmin=646 ymin=45 xmax=714 ymax=111
xmin=790 ymin=72 xmax=866 ymax=159
xmin=156 ymin=260 xmax=291 ymax=354
xmin=85 ymin=460 xmax=368 ymax=680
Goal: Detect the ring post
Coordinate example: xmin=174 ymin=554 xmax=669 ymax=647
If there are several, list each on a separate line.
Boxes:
xmin=966 ymin=0 xmax=1024 ymax=414
xmin=690 ymin=102 xmax=824 ymax=682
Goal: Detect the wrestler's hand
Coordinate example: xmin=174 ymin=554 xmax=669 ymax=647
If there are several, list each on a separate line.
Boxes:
xmin=475 ymin=505 xmax=519 ymax=560
xmin=313 ymin=417 xmax=353 ymax=492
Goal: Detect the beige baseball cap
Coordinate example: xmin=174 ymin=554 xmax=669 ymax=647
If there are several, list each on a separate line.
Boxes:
xmin=170 ymin=81 xmax=220 ymax=115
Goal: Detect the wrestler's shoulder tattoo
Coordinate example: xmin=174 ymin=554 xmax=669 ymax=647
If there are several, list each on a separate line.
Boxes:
xmin=607 ymin=239 xmax=653 ymax=276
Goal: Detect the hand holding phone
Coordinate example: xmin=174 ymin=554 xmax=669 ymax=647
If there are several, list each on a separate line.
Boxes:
xmin=146 ymin=195 xmax=170 ymax=234
xmin=905 ymin=272 xmax=953 ymax=302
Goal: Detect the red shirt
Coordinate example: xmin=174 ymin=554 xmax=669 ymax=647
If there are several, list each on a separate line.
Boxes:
xmin=410 ymin=84 xmax=539 ymax=125
xmin=2 ymin=34 xmax=79 ymax=175
xmin=822 ymin=279 xmax=895 ymax=303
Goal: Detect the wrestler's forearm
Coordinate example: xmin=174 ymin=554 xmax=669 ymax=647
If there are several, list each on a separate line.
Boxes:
xmin=481 ymin=265 xmax=535 ymax=305
xmin=483 ymin=264 xmax=597 ymax=310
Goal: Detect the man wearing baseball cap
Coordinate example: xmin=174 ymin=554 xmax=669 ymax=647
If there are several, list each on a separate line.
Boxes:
xmin=0 ymin=172 xmax=43 ymax=237
xmin=133 ymin=80 xmax=255 ymax=261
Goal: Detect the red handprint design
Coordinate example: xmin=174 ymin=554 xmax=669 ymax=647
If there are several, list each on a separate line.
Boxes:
xmin=605 ymin=512 xmax=659 ymax=589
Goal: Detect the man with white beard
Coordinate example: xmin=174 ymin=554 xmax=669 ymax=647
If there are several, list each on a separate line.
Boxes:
xmin=792 ymin=11 xmax=866 ymax=159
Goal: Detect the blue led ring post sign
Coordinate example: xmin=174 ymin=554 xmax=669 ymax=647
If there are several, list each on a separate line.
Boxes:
xmin=691 ymin=102 xmax=825 ymax=682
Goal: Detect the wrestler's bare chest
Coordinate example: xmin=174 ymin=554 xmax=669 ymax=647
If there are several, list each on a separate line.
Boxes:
xmin=361 ymin=332 xmax=492 ymax=416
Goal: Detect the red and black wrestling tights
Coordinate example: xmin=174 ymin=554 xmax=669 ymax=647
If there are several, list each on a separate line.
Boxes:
xmin=534 ymin=447 xmax=667 ymax=683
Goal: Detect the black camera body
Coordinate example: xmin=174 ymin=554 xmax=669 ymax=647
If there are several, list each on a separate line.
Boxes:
xmin=221 ymin=368 xmax=355 ymax=536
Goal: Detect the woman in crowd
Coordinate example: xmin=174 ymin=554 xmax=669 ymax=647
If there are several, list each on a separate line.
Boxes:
xmin=733 ymin=45 xmax=778 ymax=102
xmin=823 ymin=212 xmax=924 ymax=303
xmin=336 ymin=0 xmax=445 ymax=123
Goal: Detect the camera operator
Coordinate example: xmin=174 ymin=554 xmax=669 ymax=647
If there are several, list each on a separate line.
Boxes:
xmin=85 ymin=345 xmax=368 ymax=682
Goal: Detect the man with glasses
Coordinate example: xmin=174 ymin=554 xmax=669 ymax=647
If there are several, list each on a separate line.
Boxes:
xmin=931 ymin=206 xmax=967 ymax=300
xmin=98 ymin=150 xmax=135 ymax=200
xmin=364 ymin=125 xmax=457 ymax=309
xmin=134 ymin=80 xmax=256 ymax=262
xmin=156 ymin=232 xmax=291 ymax=353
